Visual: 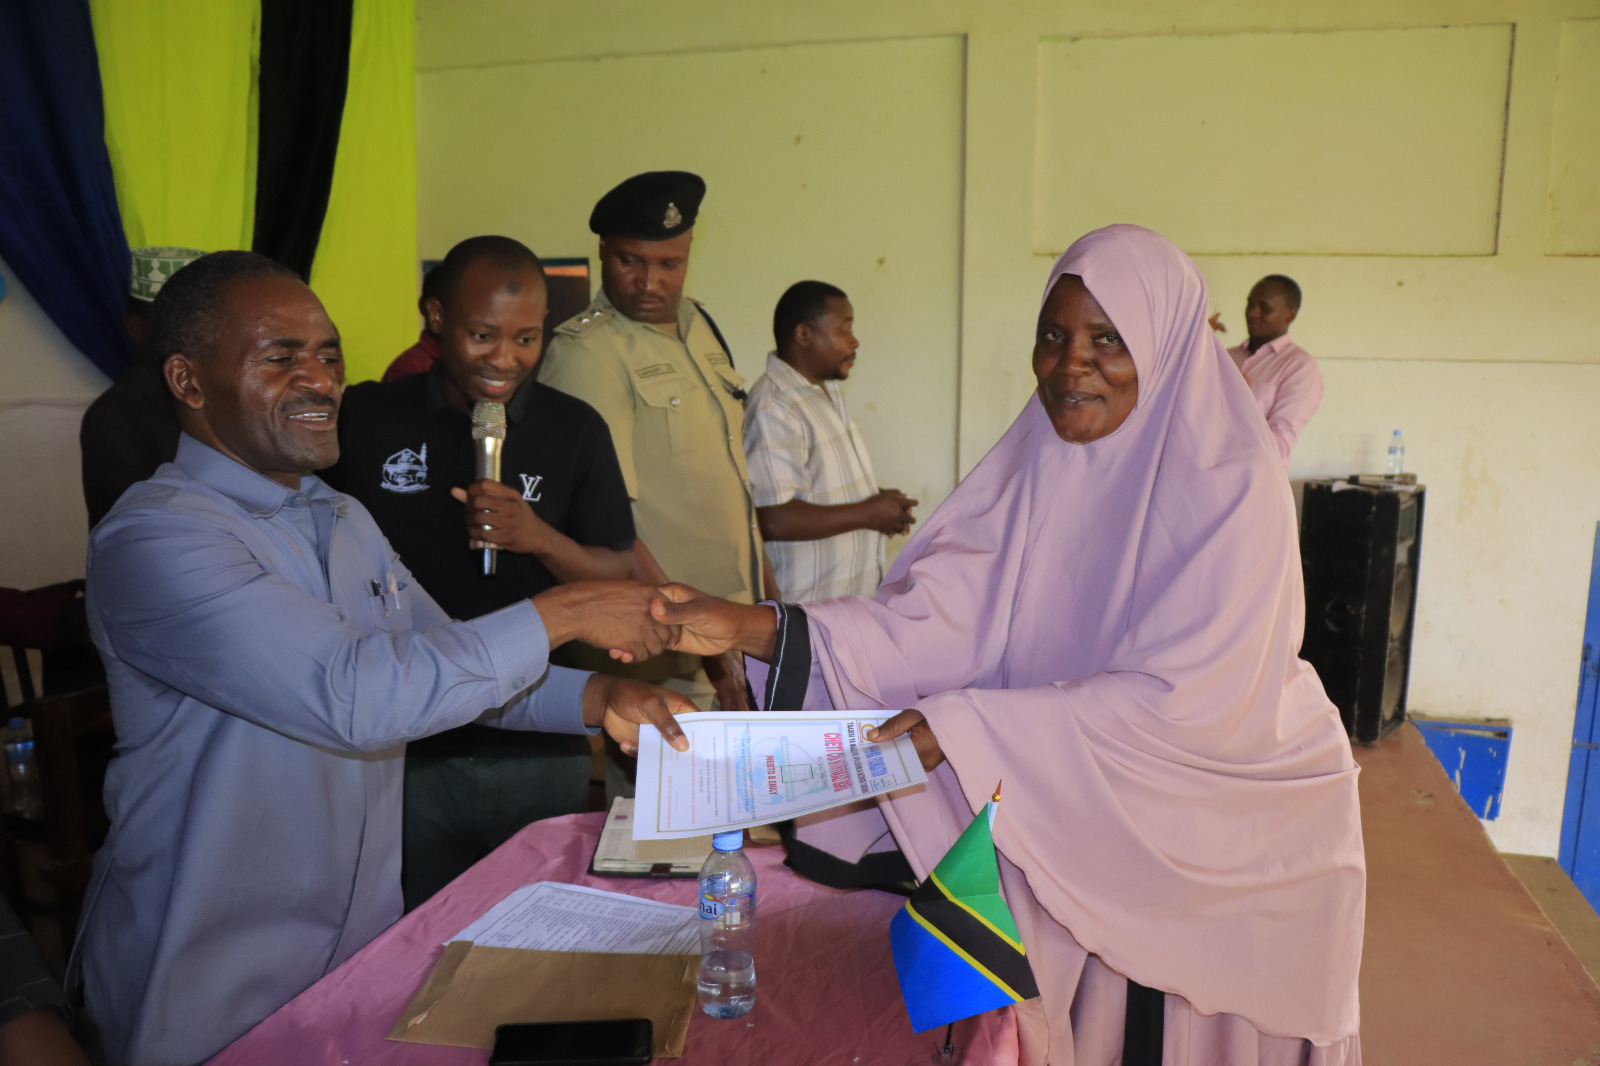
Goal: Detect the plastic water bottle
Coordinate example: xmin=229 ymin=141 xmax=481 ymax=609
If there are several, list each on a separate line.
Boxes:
xmin=697 ymin=830 xmax=756 ymax=1018
xmin=4 ymin=717 xmax=44 ymax=820
xmin=1386 ymin=430 xmax=1405 ymax=477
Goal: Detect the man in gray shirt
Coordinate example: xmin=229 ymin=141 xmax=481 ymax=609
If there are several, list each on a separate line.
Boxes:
xmin=74 ymin=251 xmax=690 ymax=1065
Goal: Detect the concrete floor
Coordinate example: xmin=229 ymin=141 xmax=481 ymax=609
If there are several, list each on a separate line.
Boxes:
xmin=1503 ymin=852 xmax=1600 ymax=988
xmin=1355 ymin=723 xmax=1600 ymax=1066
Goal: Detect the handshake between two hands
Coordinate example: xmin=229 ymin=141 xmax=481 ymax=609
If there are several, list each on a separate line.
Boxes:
xmin=531 ymin=580 xmax=756 ymax=762
xmin=534 ymin=580 xmax=946 ymax=773
xmin=530 ymin=579 xmax=745 ymax=669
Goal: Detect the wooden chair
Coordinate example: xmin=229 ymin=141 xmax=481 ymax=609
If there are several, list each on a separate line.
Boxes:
xmin=2 ymin=688 xmax=113 ymax=947
xmin=0 ymin=580 xmax=104 ymax=705
xmin=18 ymin=686 xmax=115 ymax=947
xmin=0 ymin=581 xmax=113 ymax=967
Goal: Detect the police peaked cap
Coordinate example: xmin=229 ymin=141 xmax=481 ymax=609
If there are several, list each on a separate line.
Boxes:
xmin=589 ymin=170 xmax=705 ymax=240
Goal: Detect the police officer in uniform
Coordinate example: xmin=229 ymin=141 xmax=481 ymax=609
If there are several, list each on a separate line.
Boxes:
xmin=539 ymin=171 xmax=771 ymax=717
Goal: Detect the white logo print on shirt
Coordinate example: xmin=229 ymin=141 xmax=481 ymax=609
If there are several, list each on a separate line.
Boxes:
xmin=518 ymin=474 xmax=544 ymax=502
xmin=381 ymin=444 xmax=428 ymax=493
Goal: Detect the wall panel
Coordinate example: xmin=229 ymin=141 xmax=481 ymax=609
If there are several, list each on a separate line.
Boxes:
xmin=1034 ymin=25 xmax=1514 ymax=256
xmin=1545 ymin=18 xmax=1600 ymax=255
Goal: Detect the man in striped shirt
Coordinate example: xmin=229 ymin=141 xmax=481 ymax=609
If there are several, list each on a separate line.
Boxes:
xmin=743 ymin=281 xmax=916 ymax=603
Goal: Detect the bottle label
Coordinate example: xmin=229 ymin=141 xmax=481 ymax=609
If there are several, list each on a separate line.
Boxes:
xmin=699 ymin=891 xmax=753 ymax=920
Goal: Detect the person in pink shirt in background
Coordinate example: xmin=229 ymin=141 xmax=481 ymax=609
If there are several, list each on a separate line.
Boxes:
xmin=1210 ymin=274 xmax=1323 ymax=464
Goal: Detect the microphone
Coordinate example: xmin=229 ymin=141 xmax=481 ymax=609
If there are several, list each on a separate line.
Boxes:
xmin=471 ymin=401 xmax=507 ymax=577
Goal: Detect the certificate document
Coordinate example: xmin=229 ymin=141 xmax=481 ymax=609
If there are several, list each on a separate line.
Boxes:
xmin=632 ymin=711 xmax=928 ymax=840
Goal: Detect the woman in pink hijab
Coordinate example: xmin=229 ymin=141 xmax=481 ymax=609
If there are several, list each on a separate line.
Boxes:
xmin=657 ymin=225 xmax=1364 ymax=1065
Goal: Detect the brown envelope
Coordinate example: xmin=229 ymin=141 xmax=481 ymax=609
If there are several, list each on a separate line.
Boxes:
xmin=387 ymin=942 xmax=699 ymax=1058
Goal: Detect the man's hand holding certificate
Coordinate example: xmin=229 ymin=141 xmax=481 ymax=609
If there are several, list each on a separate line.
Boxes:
xmin=633 ymin=711 xmax=928 ymax=839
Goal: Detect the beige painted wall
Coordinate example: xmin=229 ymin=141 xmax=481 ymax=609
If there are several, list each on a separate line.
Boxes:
xmin=0 ymin=256 xmax=108 ymax=590
xmin=418 ymin=0 xmax=1600 ymax=856
xmin=417 ymin=35 xmax=965 ymax=512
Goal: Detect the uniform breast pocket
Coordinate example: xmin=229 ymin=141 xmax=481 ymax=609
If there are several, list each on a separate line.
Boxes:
xmin=361 ymin=582 xmax=413 ymax=635
xmin=635 ymin=377 xmax=701 ymax=455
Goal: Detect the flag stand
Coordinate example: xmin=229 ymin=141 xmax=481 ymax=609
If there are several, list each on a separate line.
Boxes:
xmin=896 ymin=781 xmax=1032 ymax=1057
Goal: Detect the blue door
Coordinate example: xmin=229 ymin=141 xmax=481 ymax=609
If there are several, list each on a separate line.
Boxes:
xmin=1559 ymin=523 xmax=1600 ymax=906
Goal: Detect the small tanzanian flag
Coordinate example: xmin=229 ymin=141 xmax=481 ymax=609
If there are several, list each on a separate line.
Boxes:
xmin=889 ymin=785 xmax=1040 ymax=1032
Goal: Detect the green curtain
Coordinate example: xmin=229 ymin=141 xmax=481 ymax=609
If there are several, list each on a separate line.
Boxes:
xmin=89 ymin=0 xmax=414 ymax=381
xmin=310 ymin=0 xmax=417 ymax=384
xmin=89 ymin=0 xmax=260 ymax=253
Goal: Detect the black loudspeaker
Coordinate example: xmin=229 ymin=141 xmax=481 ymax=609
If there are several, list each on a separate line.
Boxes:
xmin=1299 ymin=480 xmax=1425 ymax=743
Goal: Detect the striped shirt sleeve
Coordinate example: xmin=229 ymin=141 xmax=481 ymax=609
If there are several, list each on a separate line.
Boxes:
xmin=744 ymin=397 xmax=812 ymax=507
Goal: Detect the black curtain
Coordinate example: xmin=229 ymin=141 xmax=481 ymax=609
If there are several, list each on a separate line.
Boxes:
xmin=0 ymin=0 xmax=134 ymax=379
xmin=251 ymin=0 xmax=354 ymax=280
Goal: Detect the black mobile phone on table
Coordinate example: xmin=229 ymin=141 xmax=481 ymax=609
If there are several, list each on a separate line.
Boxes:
xmin=488 ymin=1018 xmax=654 ymax=1066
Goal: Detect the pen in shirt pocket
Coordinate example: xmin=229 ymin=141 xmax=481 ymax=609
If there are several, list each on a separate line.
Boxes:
xmin=370 ymin=572 xmax=404 ymax=617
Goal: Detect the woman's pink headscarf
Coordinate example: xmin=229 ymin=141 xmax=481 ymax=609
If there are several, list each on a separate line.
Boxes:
xmin=801 ymin=225 xmax=1364 ymax=1046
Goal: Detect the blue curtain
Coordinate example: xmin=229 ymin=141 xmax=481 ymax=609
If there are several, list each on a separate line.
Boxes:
xmin=0 ymin=0 xmax=133 ymax=379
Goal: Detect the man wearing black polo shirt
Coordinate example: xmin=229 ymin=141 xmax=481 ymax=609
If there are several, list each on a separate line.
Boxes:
xmin=322 ymin=236 xmax=635 ymax=909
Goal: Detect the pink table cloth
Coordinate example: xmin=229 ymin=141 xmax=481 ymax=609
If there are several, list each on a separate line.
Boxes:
xmin=208 ymin=812 xmax=1017 ymax=1065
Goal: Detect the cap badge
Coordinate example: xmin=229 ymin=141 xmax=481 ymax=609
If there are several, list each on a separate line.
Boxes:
xmin=663 ymin=202 xmax=682 ymax=229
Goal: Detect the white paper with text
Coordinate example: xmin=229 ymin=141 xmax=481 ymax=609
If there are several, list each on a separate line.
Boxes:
xmin=632 ymin=711 xmax=927 ymax=840
xmin=447 ymin=881 xmax=699 ymax=954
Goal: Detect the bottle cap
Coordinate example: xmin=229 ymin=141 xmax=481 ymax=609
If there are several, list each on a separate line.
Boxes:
xmin=712 ymin=831 xmax=744 ymax=852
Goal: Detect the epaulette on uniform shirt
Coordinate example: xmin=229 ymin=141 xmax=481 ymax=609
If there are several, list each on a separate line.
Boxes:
xmin=555 ymin=304 xmax=614 ymax=338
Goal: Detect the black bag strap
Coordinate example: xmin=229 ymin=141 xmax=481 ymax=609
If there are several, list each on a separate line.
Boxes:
xmin=776 ymin=819 xmax=916 ymax=896
xmin=696 ymin=303 xmax=736 ymax=370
